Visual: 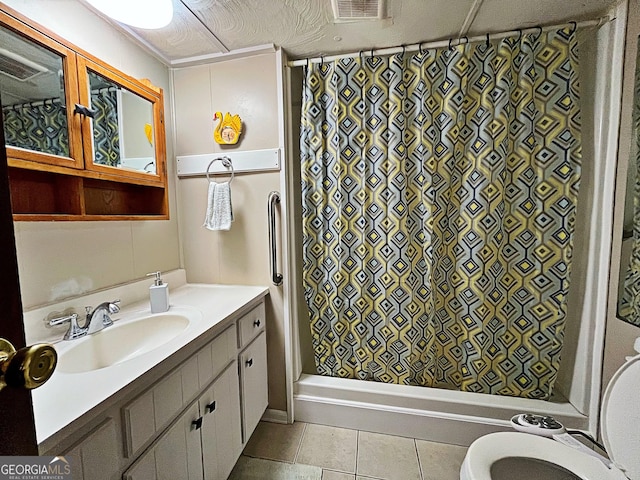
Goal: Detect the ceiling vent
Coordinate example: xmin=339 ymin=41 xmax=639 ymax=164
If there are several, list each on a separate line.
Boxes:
xmin=331 ymin=0 xmax=385 ymax=22
xmin=0 ymin=48 xmax=48 ymax=82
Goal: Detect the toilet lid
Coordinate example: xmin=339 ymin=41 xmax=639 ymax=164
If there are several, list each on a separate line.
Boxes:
xmin=601 ymin=354 xmax=640 ymax=479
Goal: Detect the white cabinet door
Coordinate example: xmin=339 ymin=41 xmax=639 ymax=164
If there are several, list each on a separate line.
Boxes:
xmin=154 ymin=403 xmax=203 ymax=480
xmin=124 ymin=452 xmax=156 ymax=480
xmin=198 ymin=383 xmax=219 ymax=480
xmin=240 ymin=331 xmax=268 ymax=442
xmin=200 ymin=361 xmax=242 ymax=480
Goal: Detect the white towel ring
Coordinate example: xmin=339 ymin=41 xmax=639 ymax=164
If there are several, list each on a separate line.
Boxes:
xmin=205 ymin=156 xmax=234 ymax=184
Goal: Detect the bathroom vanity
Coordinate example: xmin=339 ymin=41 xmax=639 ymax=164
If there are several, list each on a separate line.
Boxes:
xmin=32 ymin=284 xmax=269 ymax=480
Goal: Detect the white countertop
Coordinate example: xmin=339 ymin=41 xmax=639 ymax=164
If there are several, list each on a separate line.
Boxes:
xmin=32 ymin=283 xmax=268 ymax=447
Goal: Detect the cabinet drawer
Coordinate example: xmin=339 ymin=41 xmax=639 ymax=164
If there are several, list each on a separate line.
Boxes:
xmin=198 ymin=324 xmax=236 ymax=388
xmin=181 ymin=354 xmax=200 ymax=404
xmin=65 ymin=419 xmax=119 ymax=480
xmin=154 ymin=369 xmax=184 ymax=430
xmin=123 ymin=390 xmax=156 ymax=457
xmin=123 ymin=369 xmax=183 ymax=458
xmin=237 ymin=303 xmax=265 ymax=349
xmin=123 ymin=368 xmax=185 ymax=457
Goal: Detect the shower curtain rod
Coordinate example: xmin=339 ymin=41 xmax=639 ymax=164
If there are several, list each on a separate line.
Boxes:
xmin=287 ymin=15 xmax=611 ymax=67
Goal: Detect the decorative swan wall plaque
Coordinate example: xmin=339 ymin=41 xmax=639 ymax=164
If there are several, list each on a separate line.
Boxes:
xmin=213 ymin=112 xmax=242 ymax=145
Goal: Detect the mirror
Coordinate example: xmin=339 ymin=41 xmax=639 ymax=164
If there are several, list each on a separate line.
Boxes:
xmin=0 ymin=23 xmax=70 ymax=158
xmin=0 ymin=15 xmax=161 ymax=178
xmin=87 ymin=69 xmax=157 ymax=175
xmin=618 ymin=37 xmax=640 ymax=327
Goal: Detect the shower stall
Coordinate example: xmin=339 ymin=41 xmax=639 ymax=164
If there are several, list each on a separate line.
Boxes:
xmin=283 ymin=6 xmax=625 ymax=445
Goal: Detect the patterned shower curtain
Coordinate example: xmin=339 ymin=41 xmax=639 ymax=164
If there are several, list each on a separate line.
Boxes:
xmin=3 ymin=100 xmax=69 ymax=157
xmin=300 ymin=27 xmax=582 ymax=399
xmin=91 ymin=87 xmax=120 ymax=167
xmin=2 ymin=89 xmax=119 ymax=165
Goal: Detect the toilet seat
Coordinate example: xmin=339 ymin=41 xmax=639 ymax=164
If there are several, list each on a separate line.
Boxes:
xmin=462 ymin=355 xmax=640 ymax=480
xmin=460 ymin=432 xmax=628 ymax=480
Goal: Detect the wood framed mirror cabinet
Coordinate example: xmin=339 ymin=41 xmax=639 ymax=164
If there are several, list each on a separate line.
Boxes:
xmin=0 ymin=3 xmax=168 ymax=221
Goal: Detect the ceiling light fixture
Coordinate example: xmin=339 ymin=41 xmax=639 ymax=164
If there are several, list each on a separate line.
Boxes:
xmin=84 ymin=0 xmax=173 ymax=29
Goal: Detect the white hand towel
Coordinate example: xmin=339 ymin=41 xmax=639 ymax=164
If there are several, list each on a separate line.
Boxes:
xmin=203 ymin=181 xmax=233 ymax=231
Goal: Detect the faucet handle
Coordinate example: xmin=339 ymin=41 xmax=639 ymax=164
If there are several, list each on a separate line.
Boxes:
xmin=49 ymin=313 xmax=85 ymax=340
xmin=102 ymin=301 xmax=120 ymax=329
xmin=49 ymin=312 xmax=78 ymax=326
xmin=109 ymin=300 xmax=121 ymax=313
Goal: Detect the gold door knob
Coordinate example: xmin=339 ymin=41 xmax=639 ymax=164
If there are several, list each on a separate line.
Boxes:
xmin=0 ymin=338 xmax=57 ymax=391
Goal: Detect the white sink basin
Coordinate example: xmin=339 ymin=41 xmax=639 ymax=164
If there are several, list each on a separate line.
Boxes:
xmin=57 ymin=312 xmax=192 ymax=374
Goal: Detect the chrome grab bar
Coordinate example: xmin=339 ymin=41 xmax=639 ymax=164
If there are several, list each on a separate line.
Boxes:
xmin=268 ymin=191 xmax=283 ymax=286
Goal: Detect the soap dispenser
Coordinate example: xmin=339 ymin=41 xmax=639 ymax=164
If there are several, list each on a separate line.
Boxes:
xmin=147 ymin=271 xmax=169 ymax=313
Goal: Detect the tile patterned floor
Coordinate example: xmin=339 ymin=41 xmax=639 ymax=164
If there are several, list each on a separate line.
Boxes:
xmin=238 ymin=421 xmax=468 ymax=480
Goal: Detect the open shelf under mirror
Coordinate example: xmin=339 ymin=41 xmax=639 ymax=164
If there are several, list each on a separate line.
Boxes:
xmin=9 ymin=167 xmax=168 ymax=221
xmin=8 ymin=168 xmax=83 ymax=216
xmin=83 ymin=178 xmax=167 ymax=218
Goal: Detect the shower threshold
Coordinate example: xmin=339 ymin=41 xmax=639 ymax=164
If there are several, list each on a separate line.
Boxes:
xmin=293 ymin=374 xmax=587 ymax=446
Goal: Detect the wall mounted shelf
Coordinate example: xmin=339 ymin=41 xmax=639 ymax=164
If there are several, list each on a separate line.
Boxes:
xmin=176 ymin=148 xmax=280 ymax=178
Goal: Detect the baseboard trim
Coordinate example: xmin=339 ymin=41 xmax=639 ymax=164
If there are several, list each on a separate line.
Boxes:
xmin=261 ymin=408 xmax=288 ymax=424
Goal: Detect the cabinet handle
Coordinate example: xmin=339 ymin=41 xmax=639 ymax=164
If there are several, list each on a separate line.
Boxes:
xmin=245 ymin=358 xmax=253 ymax=367
xmin=253 ymin=319 xmax=261 ymax=328
xmin=206 ymin=401 xmax=216 ymax=413
xmin=192 ymin=417 xmax=203 ymax=430
xmin=73 ymin=103 xmax=96 ymax=119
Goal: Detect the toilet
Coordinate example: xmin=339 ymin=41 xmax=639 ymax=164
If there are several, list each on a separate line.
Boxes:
xmin=460 ymin=354 xmax=640 ymax=480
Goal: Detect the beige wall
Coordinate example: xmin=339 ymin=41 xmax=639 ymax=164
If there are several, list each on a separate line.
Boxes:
xmin=173 ymin=53 xmax=287 ymax=411
xmin=5 ymin=0 xmax=181 ymax=309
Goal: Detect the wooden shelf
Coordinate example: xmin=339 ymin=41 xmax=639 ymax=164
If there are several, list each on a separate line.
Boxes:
xmin=9 ymin=167 xmax=168 ymax=221
xmin=83 ymin=178 xmax=167 ymax=217
xmin=9 ymin=168 xmax=82 ymax=216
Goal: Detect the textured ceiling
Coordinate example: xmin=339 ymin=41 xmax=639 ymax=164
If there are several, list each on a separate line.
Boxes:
xmin=84 ymin=0 xmax=621 ymax=65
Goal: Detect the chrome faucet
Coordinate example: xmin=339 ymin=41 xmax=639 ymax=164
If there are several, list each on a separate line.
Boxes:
xmin=84 ymin=300 xmax=120 ymax=334
xmin=49 ymin=300 xmax=120 ymax=340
